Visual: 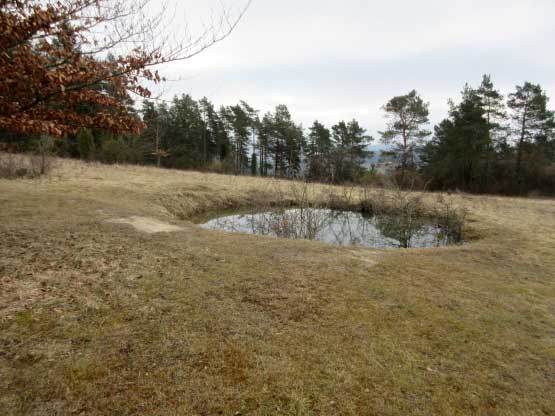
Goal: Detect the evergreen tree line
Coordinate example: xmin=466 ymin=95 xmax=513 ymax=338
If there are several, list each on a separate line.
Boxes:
xmin=1 ymin=75 xmax=554 ymax=195
xmin=137 ymin=97 xmax=372 ymax=183
xmin=421 ymin=77 xmax=555 ymax=195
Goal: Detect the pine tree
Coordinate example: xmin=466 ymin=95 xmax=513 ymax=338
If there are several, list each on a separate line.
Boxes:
xmin=507 ymin=82 xmax=554 ymax=177
xmin=474 ymin=76 xmax=507 ymax=187
xmin=165 ymin=95 xmax=205 ymax=169
xmin=217 ymin=106 xmax=233 ymax=164
xmin=306 ymin=120 xmax=333 ymax=180
xmin=250 ymin=152 xmax=257 ymax=176
xmin=76 ymin=128 xmax=95 ymax=160
xmin=222 ymin=104 xmax=251 ymax=173
xmin=240 ymin=101 xmax=260 ymax=175
xmin=258 ymin=113 xmax=274 ymax=176
xmin=331 ymin=119 xmax=371 ymax=182
xmin=141 ymin=101 xmax=170 ymax=167
xmin=199 ymin=98 xmax=220 ymax=167
xmin=380 ymin=90 xmax=430 ymax=184
xmin=476 ymin=75 xmax=507 ymax=143
xmin=270 ymin=105 xmax=303 ymax=177
xmin=421 ymin=87 xmax=491 ymax=191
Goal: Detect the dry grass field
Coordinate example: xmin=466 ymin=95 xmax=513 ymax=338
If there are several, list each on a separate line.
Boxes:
xmin=1 ymin=158 xmax=554 ymax=415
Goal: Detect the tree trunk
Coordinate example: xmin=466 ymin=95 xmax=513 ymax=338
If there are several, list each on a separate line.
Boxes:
xmin=400 ymin=129 xmax=408 ymax=186
xmin=155 ymin=124 xmax=161 ymax=168
xmin=516 ymin=114 xmax=527 ymax=177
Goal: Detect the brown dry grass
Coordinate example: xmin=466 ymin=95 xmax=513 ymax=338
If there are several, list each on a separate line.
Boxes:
xmin=1 ymin=157 xmax=555 ymax=415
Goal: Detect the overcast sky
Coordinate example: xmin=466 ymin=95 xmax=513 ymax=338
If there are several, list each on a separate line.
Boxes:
xmin=151 ymin=0 xmax=555 ymax=139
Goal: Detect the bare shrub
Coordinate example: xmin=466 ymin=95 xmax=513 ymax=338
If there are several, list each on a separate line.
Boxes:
xmin=0 ymin=137 xmax=55 ymax=179
xmin=32 ymin=136 xmax=55 ymax=175
xmin=288 ymin=180 xmax=319 ymax=209
xmin=358 ymin=183 xmax=466 ymax=247
xmin=0 ymin=153 xmax=28 ymax=178
xmin=256 ymin=208 xmax=331 ymax=240
xmin=431 ymin=194 xmax=467 ymax=243
xmin=361 ymin=187 xmax=426 ymax=247
xmin=323 ymin=183 xmax=358 ymax=211
xmin=232 ymin=180 xmax=334 ymax=241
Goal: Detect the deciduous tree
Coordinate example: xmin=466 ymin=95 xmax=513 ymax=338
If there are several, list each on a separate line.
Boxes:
xmin=0 ymin=0 xmax=249 ymax=136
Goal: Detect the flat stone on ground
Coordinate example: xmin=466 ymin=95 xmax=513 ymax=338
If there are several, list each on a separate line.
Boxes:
xmin=108 ymin=216 xmax=183 ymax=234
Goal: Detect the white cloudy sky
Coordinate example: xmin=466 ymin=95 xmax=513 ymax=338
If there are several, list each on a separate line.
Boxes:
xmin=150 ymin=0 xmax=555 ymax=138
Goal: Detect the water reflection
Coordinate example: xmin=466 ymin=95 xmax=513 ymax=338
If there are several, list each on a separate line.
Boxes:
xmin=199 ymin=208 xmax=461 ymax=248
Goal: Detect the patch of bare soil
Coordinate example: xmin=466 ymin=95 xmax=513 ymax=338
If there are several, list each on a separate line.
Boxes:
xmin=107 ymin=216 xmax=183 ymax=234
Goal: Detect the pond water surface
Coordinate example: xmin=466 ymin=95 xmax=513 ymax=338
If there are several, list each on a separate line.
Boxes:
xmin=199 ymin=208 xmax=461 ymax=248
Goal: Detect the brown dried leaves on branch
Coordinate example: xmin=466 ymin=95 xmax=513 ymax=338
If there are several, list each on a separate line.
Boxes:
xmin=0 ymin=0 xmax=249 ymax=137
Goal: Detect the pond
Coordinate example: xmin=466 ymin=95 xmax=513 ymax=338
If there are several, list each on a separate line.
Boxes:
xmin=199 ymin=208 xmax=462 ymax=248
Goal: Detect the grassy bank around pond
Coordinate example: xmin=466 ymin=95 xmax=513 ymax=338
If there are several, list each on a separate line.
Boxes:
xmin=1 ymin=157 xmax=554 ymax=415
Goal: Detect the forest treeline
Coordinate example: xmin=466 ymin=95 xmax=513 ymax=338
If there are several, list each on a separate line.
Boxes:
xmin=2 ymin=75 xmax=554 ymax=196
xmin=1 ymin=3 xmax=553 ymax=195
